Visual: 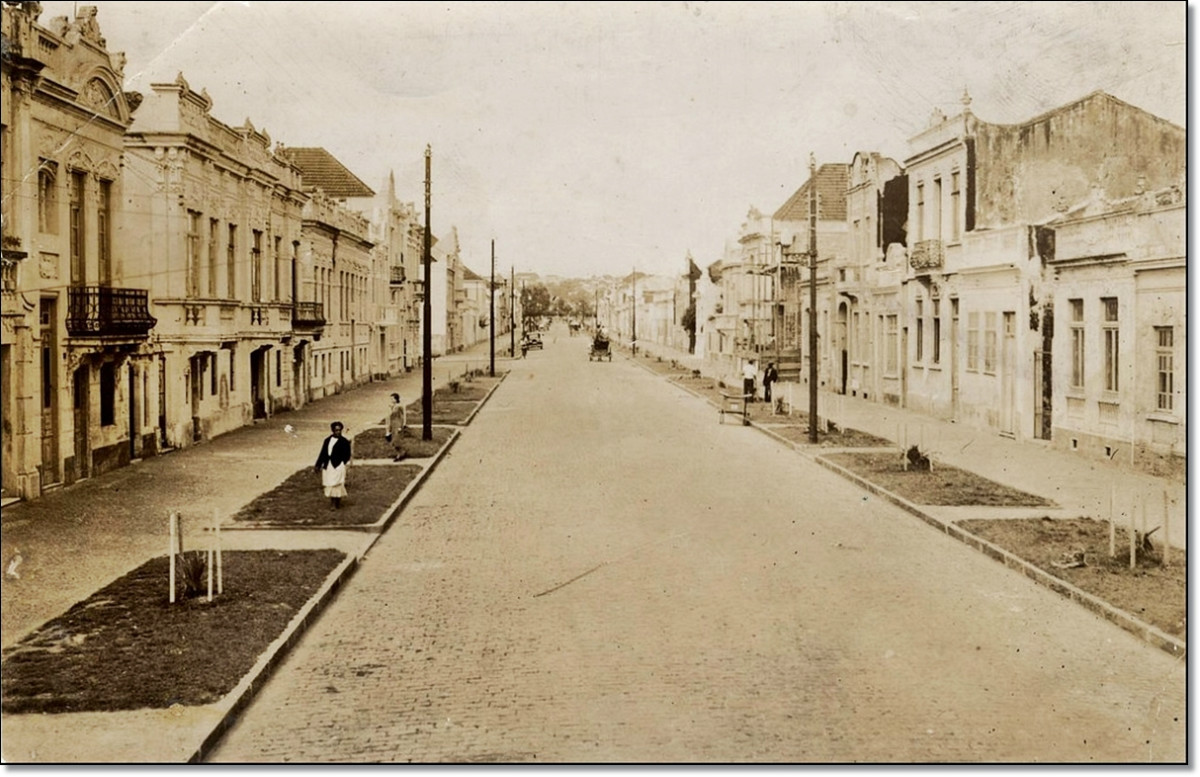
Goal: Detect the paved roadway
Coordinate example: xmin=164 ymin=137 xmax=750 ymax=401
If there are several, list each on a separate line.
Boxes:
xmin=209 ymin=323 xmax=1185 ymax=763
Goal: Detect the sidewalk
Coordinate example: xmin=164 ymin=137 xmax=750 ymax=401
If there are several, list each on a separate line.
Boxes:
xmin=807 ymin=386 xmax=1186 ymax=552
xmin=1 ymin=341 xmax=512 ymax=762
xmin=631 ymin=340 xmax=1186 ymax=552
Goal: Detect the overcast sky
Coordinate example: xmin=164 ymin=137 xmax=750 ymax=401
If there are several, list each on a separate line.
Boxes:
xmin=37 ymin=1 xmax=1186 ymax=278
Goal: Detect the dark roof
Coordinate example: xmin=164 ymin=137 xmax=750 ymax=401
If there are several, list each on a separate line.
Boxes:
xmin=280 ymin=147 xmax=375 ymax=198
xmin=773 ymin=163 xmax=849 ymax=222
xmin=462 ymin=266 xmax=485 ymax=282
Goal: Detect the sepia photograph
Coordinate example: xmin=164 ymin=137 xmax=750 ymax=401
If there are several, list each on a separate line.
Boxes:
xmin=0 ymin=0 xmax=1188 ymax=764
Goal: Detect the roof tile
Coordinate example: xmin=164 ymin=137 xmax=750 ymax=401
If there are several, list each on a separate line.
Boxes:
xmin=280 ymin=147 xmax=375 ymax=198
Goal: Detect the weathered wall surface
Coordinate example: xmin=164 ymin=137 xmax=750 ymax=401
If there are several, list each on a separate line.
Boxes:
xmin=974 ymin=94 xmax=1185 ymax=229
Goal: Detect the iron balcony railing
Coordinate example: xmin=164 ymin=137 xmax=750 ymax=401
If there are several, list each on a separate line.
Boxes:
xmin=390 ymin=266 xmax=405 ymax=284
xmin=292 ymin=301 xmax=326 ymax=326
xmin=1 ymin=257 xmax=18 ymax=303
xmin=66 ymin=285 xmax=156 ymax=338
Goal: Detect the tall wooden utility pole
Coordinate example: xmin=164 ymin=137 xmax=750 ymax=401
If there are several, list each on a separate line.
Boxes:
xmin=807 ymin=153 xmax=819 ymax=443
xmin=489 ymin=239 xmax=495 ymax=377
xmin=631 ymin=267 xmax=637 ymax=357
xmin=422 ymin=145 xmax=433 ymax=441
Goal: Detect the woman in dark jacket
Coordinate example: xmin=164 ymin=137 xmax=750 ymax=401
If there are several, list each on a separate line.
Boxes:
xmin=315 ymin=421 xmax=352 ymax=508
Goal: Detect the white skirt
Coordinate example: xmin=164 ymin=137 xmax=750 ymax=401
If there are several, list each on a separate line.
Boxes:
xmin=321 ymin=463 xmax=348 ymax=498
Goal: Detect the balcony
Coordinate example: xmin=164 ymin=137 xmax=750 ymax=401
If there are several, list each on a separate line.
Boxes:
xmin=292 ymin=301 xmax=326 ymax=327
xmin=66 ymin=285 xmax=156 ymax=338
xmin=390 ymin=266 xmax=405 ymax=284
xmin=909 ymin=239 xmax=944 ymax=273
xmin=1 ymin=257 xmax=18 ymax=307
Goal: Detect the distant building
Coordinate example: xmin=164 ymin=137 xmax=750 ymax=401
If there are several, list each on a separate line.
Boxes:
xmin=840 ymin=151 xmax=907 ymax=403
xmin=772 ymin=163 xmax=850 ymax=387
xmin=460 ymin=264 xmax=490 ymax=349
xmin=280 ymin=147 xmax=376 ymax=401
xmin=346 ymin=171 xmax=424 ymax=376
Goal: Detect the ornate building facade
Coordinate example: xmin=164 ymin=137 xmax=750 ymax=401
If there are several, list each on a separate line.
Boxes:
xmin=123 ymin=74 xmax=309 ymax=447
xmin=2 ymin=3 xmax=155 ymax=498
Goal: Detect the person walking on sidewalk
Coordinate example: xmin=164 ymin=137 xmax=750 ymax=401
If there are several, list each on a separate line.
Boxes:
xmin=315 ymin=421 xmax=352 ymax=509
xmin=742 ymin=358 xmax=758 ymax=403
xmin=762 ymin=361 xmax=779 ymax=405
xmin=386 ymin=393 xmax=408 ymax=461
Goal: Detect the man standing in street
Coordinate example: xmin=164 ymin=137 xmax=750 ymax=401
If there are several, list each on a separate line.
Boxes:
xmin=763 ymin=361 xmax=779 ymax=406
xmin=315 ymin=421 xmax=352 ymax=509
xmin=742 ymin=358 xmax=757 ymax=403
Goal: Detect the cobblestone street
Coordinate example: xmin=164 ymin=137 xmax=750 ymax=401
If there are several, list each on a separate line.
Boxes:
xmin=209 ymin=331 xmax=1185 ymax=763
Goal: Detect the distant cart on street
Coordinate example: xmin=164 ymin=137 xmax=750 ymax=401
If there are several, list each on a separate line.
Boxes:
xmin=589 ymin=332 xmax=612 ymax=362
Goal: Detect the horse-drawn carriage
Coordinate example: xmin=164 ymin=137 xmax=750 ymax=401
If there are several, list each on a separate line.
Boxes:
xmin=589 ymin=332 xmax=612 ymax=362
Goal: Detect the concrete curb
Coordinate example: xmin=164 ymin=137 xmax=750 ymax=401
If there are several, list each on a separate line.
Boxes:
xmin=641 ymin=358 xmax=1186 ymax=659
xmin=370 ymin=428 xmax=463 ymax=534
xmin=3 ymin=368 xmax=510 ymax=763
xmin=461 ymin=373 xmax=507 ymax=426
xmin=188 ymin=548 xmax=364 ymax=763
xmin=218 ymin=376 xmax=509 ymax=534
xmin=189 ymin=367 xmax=510 ymax=760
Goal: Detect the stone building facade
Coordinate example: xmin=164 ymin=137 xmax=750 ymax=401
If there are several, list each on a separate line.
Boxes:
xmin=1045 ymin=187 xmax=1185 ymax=477
xmin=840 ymin=151 xmax=907 ymax=405
xmin=347 ymin=172 xmax=424 ymax=377
xmin=280 ymin=147 xmax=378 ymax=402
xmin=2 ymin=3 xmax=155 ymax=498
xmin=900 ymin=91 xmax=1185 ymax=442
xmin=123 ymin=74 xmax=309 ymax=448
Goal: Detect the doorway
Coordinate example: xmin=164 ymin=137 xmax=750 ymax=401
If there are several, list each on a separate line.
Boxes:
xmin=250 ymin=347 xmax=268 ymax=420
xmin=40 ymin=298 xmax=60 ymax=486
xmin=950 ymin=298 xmax=960 ymax=419
xmin=1000 ymin=311 xmax=1016 ymax=436
xmin=836 ymin=301 xmax=849 ymax=395
xmin=128 ymin=363 xmax=138 ymax=460
xmin=293 ymin=343 xmax=305 ymax=409
xmin=1034 ymin=304 xmax=1053 ymax=440
xmin=159 ymin=355 xmax=169 ymax=450
xmin=73 ymin=365 xmax=90 ymax=480
xmin=190 ymin=353 xmax=204 ymax=441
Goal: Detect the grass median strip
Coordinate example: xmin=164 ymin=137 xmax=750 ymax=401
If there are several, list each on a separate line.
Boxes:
xmin=0 ymin=549 xmax=346 ymax=714
xmin=761 ymin=422 xmax=891 ymax=448
xmin=823 ymin=451 xmax=1053 ymax=507
xmin=354 ymin=425 xmax=455 ymax=460
xmin=232 ymin=465 xmax=422 ymax=527
xmin=958 ymin=517 xmax=1185 ymax=640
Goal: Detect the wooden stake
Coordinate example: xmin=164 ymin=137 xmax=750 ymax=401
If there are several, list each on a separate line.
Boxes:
xmin=1108 ymin=486 xmax=1116 ymax=558
xmin=1162 ymin=489 xmax=1170 ymax=569
xmin=1140 ymin=492 xmax=1147 ymax=543
xmin=169 ymin=512 xmax=177 ymax=604
xmin=215 ymin=508 xmax=223 ymax=595
xmin=206 ymin=547 xmax=214 ymax=603
xmin=1128 ymin=499 xmax=1137 ymax=570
